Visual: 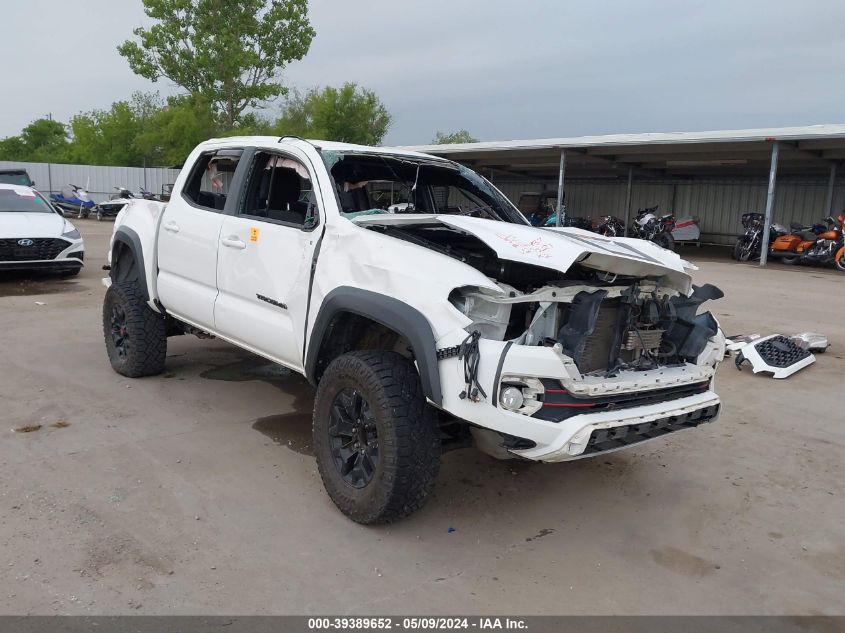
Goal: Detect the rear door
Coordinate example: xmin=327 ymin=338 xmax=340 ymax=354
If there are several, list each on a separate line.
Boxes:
xmin=156 ymin=148 xmax=244 ymax=330
xmin=214 ymin=149 xmax=322 ymax=370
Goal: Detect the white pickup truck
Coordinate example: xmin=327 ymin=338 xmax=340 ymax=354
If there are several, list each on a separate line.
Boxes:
xmin=102 ymin=137 xmax=726 ymax=523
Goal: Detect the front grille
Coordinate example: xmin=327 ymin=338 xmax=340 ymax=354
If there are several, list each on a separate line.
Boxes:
xmin=754 ymin=335 xmax=811 ymax=368
xmin=0 ymin=238 xmax=70 ymax=261
xmin=533 ymin=379 xmax=711 ymax=422
xmin=582 ymin=404 xmax=720 ymax=455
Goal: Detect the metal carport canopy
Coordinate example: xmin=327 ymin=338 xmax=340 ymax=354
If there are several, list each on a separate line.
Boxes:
xmin=400 ymin=124 xmax=845 ymax=179
xmin=401 ymin=124 xmax=845 ymax=265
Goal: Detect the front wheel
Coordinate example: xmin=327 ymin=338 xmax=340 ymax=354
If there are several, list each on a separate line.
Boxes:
xmin=835 ymin=247 xmax=845 ymax=271
xmin=313 ymin=351 xmax=441 ymax=524
xmin=102 ymin=281 xmax=167 ymax=377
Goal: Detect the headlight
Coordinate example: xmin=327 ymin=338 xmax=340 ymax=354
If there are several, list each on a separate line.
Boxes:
xmin=62 ymin=227 xmax=81 ymax=240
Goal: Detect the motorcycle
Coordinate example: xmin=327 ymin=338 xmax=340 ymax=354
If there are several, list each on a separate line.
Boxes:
xmin=732 ymin=212 xmax=787 ymax=261
xmin=50 ymin=184 xmax=96 ymax=218
xmin=591 ymin=214 xmax=625 ymax=237
xmin=630 ymin=205 xmax=676 ymax=250
xmin=544 ymin=210 xmax=592 ymax=230
xmin=769 ymin=214 xmax=845 ymax=270
xmin=769 ymin=218 xmax=831 ymax=265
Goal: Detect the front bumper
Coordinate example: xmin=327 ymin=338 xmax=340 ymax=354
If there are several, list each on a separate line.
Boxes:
xmin=0 ymin=258 xmax=83 ymax=271
xmin=436 ymin=337 xmax=721 ymax=462
xmin=0 ymin=239 xmax=84 ymax=272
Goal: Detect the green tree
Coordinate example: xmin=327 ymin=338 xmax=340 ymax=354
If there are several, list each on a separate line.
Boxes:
xmin=0 ymin=118 xmax=71 ymax=162
xmin=275 ymin=83 xmax=391 ymax=145
xmin=433 ymin=130 xmax=478 ymax=144
xmin=134 ymin=95 xmax=220 ymax=166
xmin=118 ymin=0 xmax=315 ymax=128
xmin=66 ymin=93 xmax=164 ymax=166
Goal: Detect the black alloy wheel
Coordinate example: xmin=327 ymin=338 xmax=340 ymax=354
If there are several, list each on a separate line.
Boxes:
xmin=110 ymin=304 xmax=129 ymax=359
xmin=329 ymin=388 xmax=379 ymax=488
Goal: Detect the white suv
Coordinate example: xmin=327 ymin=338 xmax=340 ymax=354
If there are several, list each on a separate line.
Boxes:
xmin=102 ymin=137 xmax=725 ymax=523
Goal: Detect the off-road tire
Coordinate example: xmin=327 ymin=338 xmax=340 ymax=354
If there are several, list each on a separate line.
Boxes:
xmin=313 ymin=351 xmax=441 ymax=524
xmin=102 ymin=281 xmax=166 ymax=377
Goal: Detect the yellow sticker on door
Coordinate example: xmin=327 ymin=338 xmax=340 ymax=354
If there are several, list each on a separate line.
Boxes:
xmin=250 ymin=227 xmax=260 ymax=242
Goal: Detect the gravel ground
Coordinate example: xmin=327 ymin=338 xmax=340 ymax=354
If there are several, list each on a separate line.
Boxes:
xmin=0 ymin=220 xmax=842 ymax=615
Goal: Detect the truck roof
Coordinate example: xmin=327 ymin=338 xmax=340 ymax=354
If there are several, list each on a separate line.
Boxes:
xmin=196 ymin=136 xmax=451 ymax=163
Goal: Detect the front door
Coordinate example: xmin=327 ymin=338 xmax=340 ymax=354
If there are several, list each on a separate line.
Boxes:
xmin=214 ymin=150 xmax=322 ymax=370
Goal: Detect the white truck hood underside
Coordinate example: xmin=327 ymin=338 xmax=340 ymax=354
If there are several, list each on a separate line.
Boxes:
xmin=352 ymin=214 xmax=694 ymax=293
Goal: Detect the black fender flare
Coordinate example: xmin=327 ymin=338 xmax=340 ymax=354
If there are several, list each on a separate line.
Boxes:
xmin=305 ymin=287 xmax=442 ymax=407
xmin=111 ymin=226 xmax=149 ymax=303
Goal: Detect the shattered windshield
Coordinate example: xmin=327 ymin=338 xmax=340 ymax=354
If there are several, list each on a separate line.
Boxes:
xmin=322 ymin=152 xmax=529 ymax=225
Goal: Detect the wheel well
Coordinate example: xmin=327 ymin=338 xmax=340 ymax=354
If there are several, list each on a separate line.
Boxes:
xmin=111 ymin=242 xmax=138 ymax=284
xmin=313 ymin=312 xmax=412 ymax=384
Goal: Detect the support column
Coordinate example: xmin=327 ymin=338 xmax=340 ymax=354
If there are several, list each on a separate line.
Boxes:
xmin=759 ymin=142 xmax=780 ymax=267
xmin=555 ymin=149 xmax=566 ymax=227
xmin=824 ymin=162 xmax=837 ymax=217
xmin=623 ymin=167 xmax=633 ymax=236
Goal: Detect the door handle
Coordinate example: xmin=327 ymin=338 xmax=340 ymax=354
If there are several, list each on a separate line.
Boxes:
xmin=221 ymin=236 xmax=246 ymax=250
xmin=163 ymin=221 xmax=180 ymax=233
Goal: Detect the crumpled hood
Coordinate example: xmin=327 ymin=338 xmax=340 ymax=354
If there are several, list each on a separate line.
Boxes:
xmin=352 ymin=214 xmax=694 ymax=293
xmin=0 ymin=212 xmax=67 ymax=239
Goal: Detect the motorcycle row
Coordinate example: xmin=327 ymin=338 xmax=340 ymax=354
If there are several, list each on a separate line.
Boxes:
xmin=732 ymin=211 xmax=845 ymax=271
xmin=520 ymin=191 xmax=699 ymax=252
xmin=49 ymin=184 xmax=171 ymax=221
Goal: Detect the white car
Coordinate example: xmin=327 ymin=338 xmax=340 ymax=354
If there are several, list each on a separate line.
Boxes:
xmin=0 ymin=184 xmax=85 ymax=275
xmin=103 ymin=137 xmax=725 ymax=524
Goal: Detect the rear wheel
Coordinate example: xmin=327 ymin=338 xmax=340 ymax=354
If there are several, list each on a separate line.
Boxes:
xmin=654 ymin=232 xmax=675 ymax=252
xmin=102 ymin=281 xmax=166 ymax=377
xmin=312 ymin=351 xmax=441 ymax=524
xmin=782 ymin=255 xmax=799 ymax=265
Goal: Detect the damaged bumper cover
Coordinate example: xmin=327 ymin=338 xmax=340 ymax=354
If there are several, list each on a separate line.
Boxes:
xmin=436 ymin=336 xmax=722 ymax=462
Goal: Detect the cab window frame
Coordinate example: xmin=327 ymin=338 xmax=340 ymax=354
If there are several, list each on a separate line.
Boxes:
xmin=236 ymin=150 xmax=321 ymax=232
xmin=180 ymin=148 xmax=244 ymax=214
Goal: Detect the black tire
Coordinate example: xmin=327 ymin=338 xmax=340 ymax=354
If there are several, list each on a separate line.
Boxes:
xmin=312 ymin=351 xmax=441 ymax=524
xmin=781 ymin=255 xmax=799 ymax=265
xmin=835 ymin=250 xmax=845 ymax=272
xmin=731 ymin=240 xmax=742 ymax=260
xmin=102 ymin=281 xmax=166 ymax=377
xmin=654 ymin=232 xmax=675 ymax=252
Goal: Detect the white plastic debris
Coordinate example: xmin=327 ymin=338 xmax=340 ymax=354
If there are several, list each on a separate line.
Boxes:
xmin=791 ymin=332 xmax=829 ymax=353
xmin=734 ymin=334 xmax=815 ymax=379
xmin=725 ymin=333 xmax=761 ymax=353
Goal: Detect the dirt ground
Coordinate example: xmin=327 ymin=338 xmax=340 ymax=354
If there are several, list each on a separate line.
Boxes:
xmin=0 ymin=220 xmax=842 ymax=616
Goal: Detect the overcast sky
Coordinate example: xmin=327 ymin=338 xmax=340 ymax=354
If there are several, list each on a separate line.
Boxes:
xmin=2 ymin=0 xmax=843 ymax=145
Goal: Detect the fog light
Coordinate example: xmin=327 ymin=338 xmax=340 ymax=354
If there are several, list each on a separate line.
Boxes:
xmin=500 ymin=386 xmax=524 ymax=411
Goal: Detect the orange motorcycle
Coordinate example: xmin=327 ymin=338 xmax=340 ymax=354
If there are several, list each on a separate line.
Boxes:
xmin=769 ymin=214 xmax=845 ymax=270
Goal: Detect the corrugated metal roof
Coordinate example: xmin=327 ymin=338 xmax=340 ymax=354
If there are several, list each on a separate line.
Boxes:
xmin=399 ymin=124 xmax=845 ymax=154
xmin=398 ymin=124 xmax=845 ymax=179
